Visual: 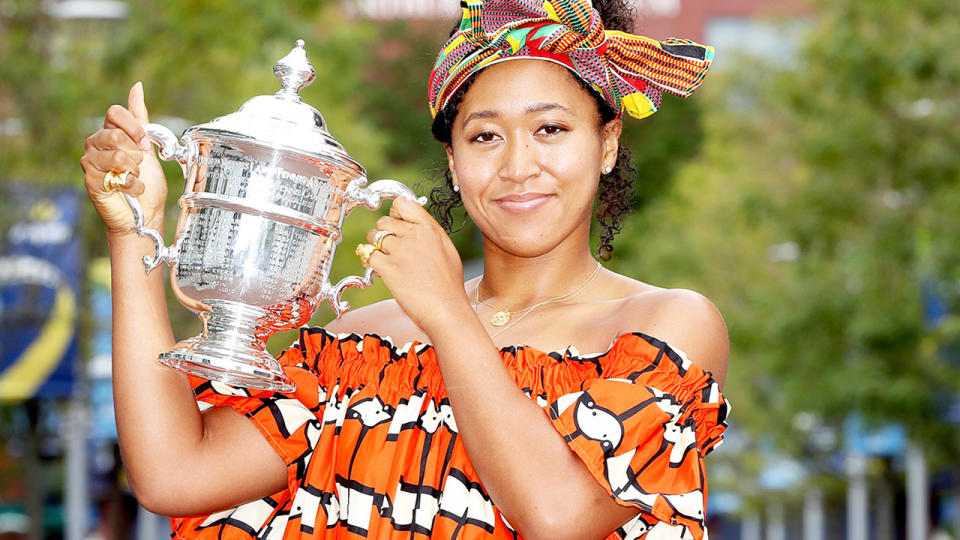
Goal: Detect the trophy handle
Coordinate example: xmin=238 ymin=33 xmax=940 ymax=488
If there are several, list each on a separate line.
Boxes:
xmin=327 ymin=178 xmax=427 ymax=317
xmin=144 ymin=123 xmax=190 ymax=165
xmin=117 ymin=123 xmax=186 ymax=274
xmin=326 ymin=268 xmax=375 ymax=317
xmin=343 ymin=177 xmax=427 ymax=212
xmin=121 ymin=193 xmax=177 ymax=274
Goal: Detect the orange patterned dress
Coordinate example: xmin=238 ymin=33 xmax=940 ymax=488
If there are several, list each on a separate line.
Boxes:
xmin=171 ymin=329 xmax=728 ymax=540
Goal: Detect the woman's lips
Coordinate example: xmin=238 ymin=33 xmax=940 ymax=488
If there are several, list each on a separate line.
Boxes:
xmin=495 ymin=193 xmax=553 ymax=212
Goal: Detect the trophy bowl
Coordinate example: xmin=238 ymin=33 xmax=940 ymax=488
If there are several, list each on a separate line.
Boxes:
xmin=121 ymin=40 xmax=424 ymax=392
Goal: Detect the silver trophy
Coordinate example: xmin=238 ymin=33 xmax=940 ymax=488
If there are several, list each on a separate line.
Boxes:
xmin=122 ymin=40 xmax=424 ymax=392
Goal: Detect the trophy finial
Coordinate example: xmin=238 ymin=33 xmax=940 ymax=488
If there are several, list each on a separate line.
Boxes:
xmin=274 ymin=39 xmax=316 ymax=99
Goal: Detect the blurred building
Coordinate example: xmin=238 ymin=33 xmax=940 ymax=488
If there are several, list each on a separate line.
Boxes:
xmin=637 ymin=0 xmax=812 ymax=65
xmin=45 ymin=0 xmax=128 ymax=19
xmin=634 ymin=0 xmax=810 ymax=40
xmin=349 ymin=0 xmax=811 ymax=23
xmin=348 ymin=0 xmax=814 ymax=65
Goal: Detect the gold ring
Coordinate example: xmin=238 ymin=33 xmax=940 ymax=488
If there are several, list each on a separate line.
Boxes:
xmin=373 ymin=230 xmax=396 ymax=253
xmin=103 ymin=170 xmax=129 ymax=192
xmin=355 ymin=243 xmax=378 ymax=267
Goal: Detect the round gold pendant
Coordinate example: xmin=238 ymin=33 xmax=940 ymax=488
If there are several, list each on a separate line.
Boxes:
xmin=490 ymin=311 xmax=512 ymax=327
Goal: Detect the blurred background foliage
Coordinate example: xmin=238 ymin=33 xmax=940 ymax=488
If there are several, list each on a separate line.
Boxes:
xmin=611 ymin=0 xmax=960 ymax=509
xmin=1 ymin=0 xmax=959 ymax=531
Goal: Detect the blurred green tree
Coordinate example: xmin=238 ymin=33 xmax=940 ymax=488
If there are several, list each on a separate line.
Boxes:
xmin=612 ymin=0 xmax=960 ymax=477
xmin=756 ymin=0 xmax=960 ymax=458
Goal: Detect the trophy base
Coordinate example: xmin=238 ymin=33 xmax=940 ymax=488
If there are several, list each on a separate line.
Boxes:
xmin=159 ymin=336 xmax=295 ymax=393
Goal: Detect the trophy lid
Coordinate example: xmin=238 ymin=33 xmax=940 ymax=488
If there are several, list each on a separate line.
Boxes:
xmin=186 ymin=40 xmax=363 ymax=173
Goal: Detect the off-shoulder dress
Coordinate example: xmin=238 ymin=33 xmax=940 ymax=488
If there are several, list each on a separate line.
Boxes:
xmin=171 ymin=329 xmax=729 ymax=540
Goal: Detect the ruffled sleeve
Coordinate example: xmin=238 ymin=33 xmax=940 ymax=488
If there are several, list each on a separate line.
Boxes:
xmin=545 ymin=333 xmax=729 ymax=539
xmin=172 ymin=330 xmax=344 ymax=539
xmin=187 ymin=328 xmax=338 ymax=473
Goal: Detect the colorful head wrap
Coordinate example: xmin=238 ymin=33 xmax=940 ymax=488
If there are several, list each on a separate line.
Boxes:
xmin=428 ymin=0 xmax=715 ymax=120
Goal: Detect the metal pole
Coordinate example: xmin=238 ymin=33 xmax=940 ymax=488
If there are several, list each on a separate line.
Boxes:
xmin=742 ymin=512 xmax=761 ymax=540
xmin=64 ymin=399 xmax=89 ymax=540
xmin=846 ymin=452 xmax=869 ymax=540
xmin=955 ymin=491 xmax=960 ymax=539
xmin=906 ymin=442 xmax=929 ymax=540
xmin=876 ymin=471 xmax=895 ymax=540
xmin=803 ymin=487 xmax=824 ymax=540
xmin=24 ymin=400 xmax=44 ymax=540
xmin=766 ymin=500 xmax=786 ymax=540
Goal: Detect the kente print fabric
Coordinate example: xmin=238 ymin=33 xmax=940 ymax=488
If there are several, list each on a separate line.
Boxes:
xmin=428 ymin=0 xmax=714 ymax=119
xmin=171 ymin=329 xmax=729 ymax=540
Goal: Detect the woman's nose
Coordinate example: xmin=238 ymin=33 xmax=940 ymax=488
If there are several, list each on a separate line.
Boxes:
xmin=498 ymin=137 xmax=541 ymax=183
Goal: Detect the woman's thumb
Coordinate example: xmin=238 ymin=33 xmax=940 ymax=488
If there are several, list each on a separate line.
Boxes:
xmin=128 ymin=81 xmax=150 ymax=123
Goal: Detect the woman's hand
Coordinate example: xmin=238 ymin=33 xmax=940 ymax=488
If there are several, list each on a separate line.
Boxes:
xmin=363 ymin=197 xmax=469 ymax=333
xmin=81 ymin=82 xmax=168 ymax=234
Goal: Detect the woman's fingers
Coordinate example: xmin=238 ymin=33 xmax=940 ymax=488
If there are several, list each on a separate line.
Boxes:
xmin=82 ymin=148 xmax=142 ymax=190
xmin=84 ymin=128 xmax=145 ymax=187
xmin=124 ymin=177 xmax=146 ymax=197
xmin=360 ymin=196 xmax=429 ymax=267
xmin=128 ymin=82 xmax=150 ymax=123
xmin=375 ymin=215 xmax=410 ymax=231
xmin=81 ymin=84 xmax=167 ymax=234
xmin=83 ymin=124 xmax=145 ymax=183
xmin=367 ymin=217 xmax=411 ymax=242
xmin=360 ymin=200 xmax=465 ymax=334
xmin=90 ymin=149 xmax=142 ymax=176
xmin=82 ymin=166 xmax=144 ymax=197
xmin=367 ymin=232 xmax=397 ymax=259
xmin=362 ymin=215 xmax=418 ymax=270
xmin=103 ymin=103 xmax=149 ymax=151
xmin=90 ymin=127 xmax=145 ymax=154
xmin=388 ymin=197 xmax=431 ymax=223
xmin=127 ymin=82 xmax=153 ymax=150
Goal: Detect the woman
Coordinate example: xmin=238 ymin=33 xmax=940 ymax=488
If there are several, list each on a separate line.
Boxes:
xmin=80 ymin=1 xmax=729 ymax=538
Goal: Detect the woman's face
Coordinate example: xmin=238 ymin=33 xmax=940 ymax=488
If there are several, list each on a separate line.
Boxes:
xmin=446 ymin=59 xmax=622 ymax=258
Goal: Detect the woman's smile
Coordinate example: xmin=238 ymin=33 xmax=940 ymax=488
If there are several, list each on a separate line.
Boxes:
xmin=494 ymin=192 xmax=555 ymax=213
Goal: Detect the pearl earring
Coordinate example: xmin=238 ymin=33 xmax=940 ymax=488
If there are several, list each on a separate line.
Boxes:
xmin=603 ymin=166 xmax=613 ymax=174
xmin=453 ymin=185 xmax=460 ymax=193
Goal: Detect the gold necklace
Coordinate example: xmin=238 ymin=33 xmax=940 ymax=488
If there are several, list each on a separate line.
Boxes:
xmin=473 ymin=263 xmax=602 ymax=337
xmin=475 ymin=289 xmax=515 ymax=326
xmin=474 ymin=277 xmax=538 ymax=326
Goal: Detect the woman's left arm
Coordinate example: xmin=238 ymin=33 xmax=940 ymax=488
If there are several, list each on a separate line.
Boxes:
xmin=426 ymin=306 xmax=641 ymax=540
xmin=365 ymin=199 xmax=727 ymax=540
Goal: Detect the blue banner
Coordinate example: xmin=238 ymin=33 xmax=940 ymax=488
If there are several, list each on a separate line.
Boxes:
xmin=0 ymin=185 xmax=83 ymax=401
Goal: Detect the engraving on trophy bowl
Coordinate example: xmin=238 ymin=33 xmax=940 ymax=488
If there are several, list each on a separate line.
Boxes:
xmin=174 ymin=209 xmax=318 ymax=308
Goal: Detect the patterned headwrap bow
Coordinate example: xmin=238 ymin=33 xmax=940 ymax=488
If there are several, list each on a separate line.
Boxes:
xmin=428 ymin=0 xmax=715 ymax=120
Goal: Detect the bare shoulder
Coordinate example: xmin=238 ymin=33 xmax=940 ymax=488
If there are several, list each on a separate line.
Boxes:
xmin=617 ymin=283 xmax=729 ymax=388
xmin=323 ymin=298 xmax=429 ymax=344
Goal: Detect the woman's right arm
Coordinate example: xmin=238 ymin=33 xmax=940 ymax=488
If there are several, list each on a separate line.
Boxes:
xmin=81 ymin=83 xmax=286 ymax=516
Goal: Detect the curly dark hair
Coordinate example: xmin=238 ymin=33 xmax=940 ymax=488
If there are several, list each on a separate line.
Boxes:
xmin=428 ymin=0 xmax=638 ymax=261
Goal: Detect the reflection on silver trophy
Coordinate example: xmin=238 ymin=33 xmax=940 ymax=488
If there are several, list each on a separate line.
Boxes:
xmin=122 ymin=40 xmax=424 ymax=392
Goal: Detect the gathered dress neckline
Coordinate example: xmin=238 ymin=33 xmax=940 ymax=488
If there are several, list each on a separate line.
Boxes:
xmin=306 ymin=327 xmax=661 ymax=364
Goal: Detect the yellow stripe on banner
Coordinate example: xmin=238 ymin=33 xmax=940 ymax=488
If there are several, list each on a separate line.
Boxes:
xmin=89 ymin=257 xmax=112 ymax=290
xmin=0 ymin=284 xmax=77 ymax=401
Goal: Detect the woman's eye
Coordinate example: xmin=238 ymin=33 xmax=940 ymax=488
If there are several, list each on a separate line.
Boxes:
xmin=538 ymin=124 xmax=566 ymax=136
xmin=471 ymin=132 xmax=499 ymax=143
